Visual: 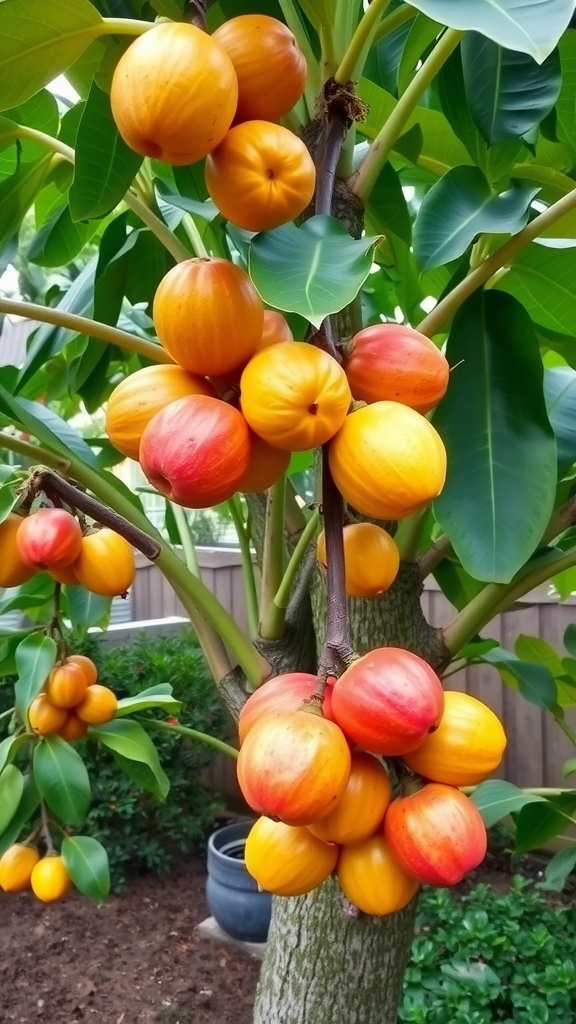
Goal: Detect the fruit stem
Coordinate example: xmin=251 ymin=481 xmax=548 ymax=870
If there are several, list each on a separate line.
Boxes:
xmin=334 ymin=0 xmax=391 ymax=85
xmin=169 ymin=502 xmax=200 ymax=577
xmin=0 ymin=297 xmax=170 ymax=365
xmin=259 ymin=477 xmax=288 ymax=640
xmin=349 ymin=28 xmax=464 ymax=205
xmin=228 ymin=496 xmax=259 ymax=639
xmin=100 ymin=18 xmax=156 ymax=36
xmin=274 ymin=508 xmax=321 ymax=612
xmin=373 ymin=4 xmax=417 ymax=43
xmin=137 ymin=717 xmax=239 ymax=760
xmin=39 ymin=800 xmax=55 ymax=855
xmin=318 ymin=446 xmax=355 ymax=680
xmin=0 ymin=707 xmax=16 ymax=724
xmin=180 ymin=215 xmax=210 ymax=259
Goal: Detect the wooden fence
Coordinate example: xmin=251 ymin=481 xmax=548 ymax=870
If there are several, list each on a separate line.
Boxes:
xmin=123 ymin=549 xmax=576 ymax=794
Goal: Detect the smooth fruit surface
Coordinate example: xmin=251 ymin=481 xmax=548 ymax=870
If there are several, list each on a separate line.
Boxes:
xmin=345 ymin=324 xmax=450 ymax=413
xmin=238 ymin=672 xmax=334 ymax=745
xmin=140 ymin=395 xmax=250 ymax=508
xmin=259 ymin=309 xmax=293 ymax=349
xmin=331 ymin=647 xmax=445 ymax=756
xmin=153 ymin=258 xmax=264 ymax=376
xmin=213 ymin=15 xmax=307 ymax=124
xmin=0 ymin=514 xmax=36 ymax=587
xmin=308 ymin=752 xmax=392 ymax=845
xmin=237 ymin=433 xmax=291 ymax=493
xmin=30 ymin=855 xmax=72 ymax=902
xmin=75 ymin=684 xmax=118 ymax=725
xmin=241 ymin=342 xmax=351 ymax=451
xmin=0 ymin=844 xmax=40 ymax=892
xmin=205 ymin=121 xmax=316 ymax=232
xmin=337 ymin=834 xmax=418 ymax=916
xmin=45 ymin=663 xmax=88 ymax=709
xmin=66 ymin=654 xmax=98 ymax=687
xmin=16 ymin=508 xmax=82 ymax=568
xmin=105 ymin=364 xmax=216 ymax=461
xmin=28 ymin=693 xmax=68 ymax=736
xmin=245 ymin=817 xmax=338 ymax=896
xmin=329 ymin=402 xmax=447 ymax=520
xmin=403 ymin=690 xmax=507 ymax=786
xmin=48 ymin=561 xmax=79 ymax=586
xmin=317 ymin=523 xmax=400 ymax=598
xmin=58 ymin=712 xmax=89 ymax=742
xmin=237 ymin=710 xmax=351 ymax=826
xmin=73 ymin=529 xmax=136 ymax=597
xmin=110 ymin=23 xmax=238 ymax=165
xmin=384 ymin=783 xmax=488 ymax=887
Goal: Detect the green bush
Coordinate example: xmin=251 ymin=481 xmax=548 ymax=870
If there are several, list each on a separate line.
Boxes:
xmin=400 ymin=876 xmax=576 ymax=1024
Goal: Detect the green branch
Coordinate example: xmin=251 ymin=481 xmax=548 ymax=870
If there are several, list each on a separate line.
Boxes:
xmin=418 ymin=187 xmax=576 ymax=338
xmin=271 ymin=507 xmax=320 ymax=612
xmin=139 ymin=717 xmax=239 ymax=760
xmin=350 ymin=28 xmax=463 ymax=204
xmin=394 ymin=508 xmax=429 ymax=562
xmin=335 ymin=0 xmax=390 ymax=84
xmin=228 ymin=496 xmax=259 ymax=639
xmin=170 ymin=502 xmax=199 ymax=576
xmin=259 ymin=476 xmax=287 ymax=640
xmin=0 ymin=433 xmax=71 ymax=473
xmin=0 ymin=297 xmax=170 ymax=364
xmin=373 ymin=4 xmax=417 ymax=42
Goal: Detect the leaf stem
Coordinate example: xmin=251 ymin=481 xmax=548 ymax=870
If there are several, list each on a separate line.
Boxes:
xmin=100 ymin=17 xmax=155 ymax=36
xmin=418 ymin=535 xmax=453 ymax=580
xmin=394 ymin=508 xmax=429 ymax=562
xmin=274 ymin=508 xmax=320 ymax=611
xmin=334 ymin=0 xmax=390 ymax=84
xmin=350 ymin=28 xmax=463 ymax=204
xmin=227 ymin=496 xmax=259 ymax=639
xmin=259 ymin=477 xmax=287 ymax=640
xmin=418 ymin=187 xmax=576 ymax=338
xmin=180 ymin=215 xmax=210 ymax=259
xmin=0 ymin=707 xmax=16 ymax=724
xmin=39 ymin=800 xmax=55 ymax=855
xmin=0 ymin=432 xmax=71 ymax=473
xmin=373 ymin=4 xmax=417 ymax=42
xmin=138 ymin=717 xmax=239 ymax=760
xmin=170 ymin=502 xmax=199 ymax=576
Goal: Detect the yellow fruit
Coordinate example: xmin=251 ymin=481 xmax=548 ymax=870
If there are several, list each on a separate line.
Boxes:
xmin=337 ymin=834 xmax=419 ymax=916
xmin=28 ymin=694 xmax=68 ymax=736
xmin=75 ymin=684 xmax=118 ymax=725
xmin=245 ymin=816 xmax=338 ymax=896
xmin=0 ymin=844 xmax=40 ymax=892
xmin=317 ymin=523 xmax=400 ymax=598
xmin=0 ymin=514 xmax=36 ymax=587
xmin=65 ymin=655 xmax=98 ymax=687
xmin=45 ymin=663 xmax=88 ymax=709
xmin=72 ymin=529 xmax=135 ymax=598
xmin=30 ymin=855 xmax=72 ymax=903
xmin=307 ymin=752 xmax=392 ymax=845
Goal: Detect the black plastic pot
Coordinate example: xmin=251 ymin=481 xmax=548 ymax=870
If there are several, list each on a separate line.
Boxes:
xmin=206 ymin=821 xmax=272 ymax=943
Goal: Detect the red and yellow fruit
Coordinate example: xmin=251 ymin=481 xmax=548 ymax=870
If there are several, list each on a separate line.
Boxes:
xmin=308 ymin=752 xmax=392 ymax=845
xmin=331 ymin=647 xmax=445 ymax=756
xmin=344 ymin=324 xmax=449 ymax=413
xmin=0 ymin=514 xmax=36 ymax=587
xmin=30 ymin=854 xmax=72 ymax=903
xmin=337 ymin=834 xmax=419 ymax=916
xmin=245 ymin=817 xmax=338 ymax=896
xmin=0 ymin=844 xmax=41 ymax=892
xmin=238 ymin=672 xmax=334 ymax=745
xmin=73 ymin=528 xmax=136 ymax=597
xmin=75 ymin=683 xmax=118 ymax=725
xmin=110 ymin=23 xmax=238 ymax=165
xmin=45 ymin=663 xmax=88 ymax=709
xmin=237 ymin=432 xmax=291 ymax=493
xmin=317 ymin=523 xmax=400 ymax=598
xmin=16 ymin=508 xmax=82 ymax=569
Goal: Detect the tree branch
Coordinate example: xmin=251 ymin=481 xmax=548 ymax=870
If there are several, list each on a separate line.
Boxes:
xmin=259 ymin=477 xmax=288 ymax=640
xmin=418 ymin=535 xmax=453 ymax=581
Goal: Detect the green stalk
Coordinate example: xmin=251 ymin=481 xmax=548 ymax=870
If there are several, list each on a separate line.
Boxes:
xmin=227 ymin=496 xmax=259 ymax=639
xmin=277 ymin=0 xmax=322 ymax=107
xmin=335 ymin=0 xmax=391 ymax=84
xmin=274 ymin=508 xmax=320 ymax=611
xmin=138 ymin=717 xmax=239 ymax=760
xmin=100 ymin=18 xmax=155 ymax=36
xmin=418 ymin=186 xmax=576 ymax=338
xmin=170 ymin=502 xmax=199 ymax=577
xmin=350 ymin=28 xmax=463 ymax=204
xmin=0 ymin=707 xmax=16 ymax=723
xmin=373 ymin=4 xmax=418 ymax=42
xmin=259 ymin=476 xmax=287 ymax=640
xmin=0 ymin=433 xmax=71 ymax=472
xmin=394 ymin=508 xmax=429 ymax=562
xmin=181 ymin=216 xmax=210 ymax=259
xmin=0 ymin=297 xmax=170 ymax=364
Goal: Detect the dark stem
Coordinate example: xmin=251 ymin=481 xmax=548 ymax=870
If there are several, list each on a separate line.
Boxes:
xmin=188 ymin=0 xmax=207 ymax=29
xmin=49 ymin=583 xmax=67 ymax=660
xmin=26 ymin=468 xmax=161 ymax=561
xmin=317 ymin=447 xmax=355 ymax=688
xmin=40 ymin=800 xmax=55 ymax=854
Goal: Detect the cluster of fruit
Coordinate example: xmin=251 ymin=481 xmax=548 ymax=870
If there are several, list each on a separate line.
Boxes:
xmin=0 ymin=507 xmax=135 ymax=597
xmin=0 ymin=845 xmax=72 ymax=903
xmin=110 ymin=15 xmax=314 ymax=232
xmin=236 ymin=650 xmax=507 ymax=915
xmin=28 ymin=653 xmax=117 ymax=741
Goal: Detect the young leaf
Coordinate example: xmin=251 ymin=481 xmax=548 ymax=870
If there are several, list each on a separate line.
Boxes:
xmin=470 ymin=779 xmax=545 ymax=827
xmin=88 ymin=719 xmax=170 ymax=800
xmin=114 ymin=694 xmax=182 ymax=717
xmin=33 ymin=735 xmax=91 ymax=827
xmin=61 ymin=835 xmax=110 ymax=900
xmin=539 ymin=845 xmax=576 ymax=890
xmin=14 ymin=633 xmax=57 ymax=723
xmin=0 ymin=764 xmax=24 ymax=836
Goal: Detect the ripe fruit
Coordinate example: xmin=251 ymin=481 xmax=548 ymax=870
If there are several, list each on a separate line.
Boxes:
xmin=66 ymin=654 xmax=98 ymax=687
xmin=48 ymin=562 xmax=79 ymax=586
xmin=344 ymin=324 xmax=450 ymax=413
xmin=0 ymin=844 xmax=40 ymax=892
xmin=0 ymin=514 xmax=36 ymax=587
xmin=240 ymin=342 xmax=351 ymax=451
xmin=337 ymin=834 xmax=418 ymax=916
xmin=58 ymin=712 xmax=89 ymax=742
xmin=331 ymin=647 xmax=444 ymax=756
xmin=403 ymin=690 xmax=507 ymax=786
xmin=384 ymin=783 xmax=488 ymax=886
xmin=237 ymin=710 xmax=351 ymax=826
xmin=237 ymin=433 xmax=291 ymax=492
xmin=16 ymin=508 xmax=82 ymax=568
xmin=73 ymin=528 xmax=135 ymax=597
xmin=75 ymin=684 xmax=118 ymax=725
xmin=110 ymin=23 xmax=238 ymax=165
xmin=205 ymin=121 xmax=316 ymax=232
xmin=213 ymin=15 xmax=307 ymax=124
xmin=259 ymin=309 xmax=293 ymax=349
xmin=308 ymin=752 xmax=392 ymax=845
xmin=329 ymin=402 xmax=447 ymax=520
xmin=45 ymin=663 xmax=88 ymax=709
xmin=245 ymin=817 xmax=338 ymax=896
xmin=140 ymin=395 xmax=250 ymax=508
xmin=317 ymin=523 xmax=400 ymax=598
xmin=30 ymin=855 xmax=72 ymax=902
xmin=238 ymin=672 xmax=334 ymax=745
xmin=28 ymin=693 xmax=68 ymax=736
xmin=153 ymin=258 xmax=264 ymax=377
xmin=105 ymin=365 xmax=216 ymax=461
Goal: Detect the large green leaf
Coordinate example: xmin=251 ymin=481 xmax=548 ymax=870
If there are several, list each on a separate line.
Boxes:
xmin=515 ymin=793 xmax=576 ymax=852
xmin=115 ymin=693 xmax=182 ymax=717
xmin=33 ymin=735 xmax=91 ymax=827
xmin=0 ymin=765 xmax=24 ymax=836
xmin=405 ymin=0 xmax=576 ymax=63
xmin=15 ymin=633 xmax=57 ymax=723
xmin=0 ymin=155 xmax=53 ymax=250
xmin=248 ymin=216 xmax=379 ymax=328
xmin=539 ymin=846 xmax=576 ymax=890
xmin=471 ymin=779 xmax=545 ymax=827
xmin=88 ymin=719 xmax=169 ymax=800
xmin=63 ymin=586 xmax=112 ymax=630
xmin=497 ymin=243 xmax=576 ymax=335
xmin=544 ymin=365 xmax=576 ymax=475
xmin=364 ymin=161 xmax=412 ymax=245
xmin=27 ymin=204 xmax=100 ymax=267
xmin=0 ymin=774 xmax=40 ymax=855
xmin=0 ymin=383 xmax=100 ymax=467
xmin=0 ymin=91 xmax=59 ymax=173
xmin=0 ymin=0 xmax=103 ymax=111
xmin=555 ymin=30 xmax=576 ymax=156
xmin=61 ymin=835 xmax=110 ymax=900
xmin=433 ymin=290 xmax=556 ymax=583
xmin=70 ymin=82 xmax=143 ymax=221
xmin=461 ymin=34 xmax=562 ymax=143
xmin=413 ymin=166 xmax=538 ymax=270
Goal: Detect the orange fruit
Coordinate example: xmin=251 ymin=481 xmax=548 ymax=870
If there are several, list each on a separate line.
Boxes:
xmin=0 ymin=514 xmax=36 ymax=588
xmin=30 ymin=855 xmax=72 ymax=903
xmin=66 ymin=655 xmax=98 ymax=687
xmin=0 ymin=844 xmax=41 ymax=892
xmin=58 ymin=712 xmax=89 ymax=742
xmin=45 ymin=663 xmax=88 ymax=709
xmin=72 ymin=529 xmax=135 ymax=598
xmin=316 ymin=523 xmax=400 ymax=598
xmin=75 ymin=684 xmax=118 ymax=725
xmin=28 ymin=694 xmax=68 ymax=736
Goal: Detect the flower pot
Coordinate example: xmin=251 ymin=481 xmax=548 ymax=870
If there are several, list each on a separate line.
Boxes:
xmin=206 ymin=820 xmax=272 ymax=943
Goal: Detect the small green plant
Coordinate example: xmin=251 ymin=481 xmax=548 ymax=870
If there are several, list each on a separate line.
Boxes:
xmin=400 ymin=876 xmax=576 ymax=1023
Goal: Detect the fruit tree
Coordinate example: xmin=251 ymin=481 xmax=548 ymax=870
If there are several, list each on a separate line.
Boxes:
xmin=2 ymin=1 xmax=576 ymax=1022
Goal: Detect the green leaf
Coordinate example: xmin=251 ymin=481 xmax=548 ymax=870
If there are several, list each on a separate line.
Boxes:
xmin=433 ymin=290 xmax=557 ymax=583
xmin=471 ymin=779 xmax=545 ymax=827
xmin=61 ymin=835 xmax=110 ymax=900
xmin=88 ymin=719 xmax=169 ymax=800
xmin=514 ymin=634 xmax=565 ymax=675
xmin=14 ymin=633 xmax=57 ymax=723
xmin=0 ymin=0 xmax=103 ymax=111
xmin=539 ymin=845 xmax=576 ymax=890
xmin=0 ymin=383 xmax=101 ymax=468
xmin=515 ymin=793 xmax=576 ymax=852
xmin=0 ymin=155 xmax=53 ymax=250
xmin=497 ymin=242 xmax=576 ymax=336
xmin=365 ymin=162 xmax=412 ymax=245
xmin=461 ymin=34 xmax=562 ymax=143
xmin=564 ymin=622 xmax=576 ymax=656
xmin=563 ymin=757 xmax=576 ymax=777
xmin=115 ymin=694 xmax=182 ymax=717
xmin=556 ymin=31 xmax=576 ymax=156
xmin=70 ymin=82 xmax=143 ymax=221
xmin=63 ymin=586 xmax=112 ymax=630
xmin=413 ymin=166 xmax=538 ymax=270
xmin=0 ymin=483 xmax=19 ymax=524
xmin=248 ymin=216 xmax=379 ymax=328
xmin=0 ymin=774 xmax=40 ymax=855
xmin=27 ymin=204 xmax=100 ymax=267
xmin=544 ymin=366 xmax=576 ymax=475
xmin=33 ymin=735 xmax=91 ymax=827
xmin=483 ymin=647 xmax=559 ymax=708
xmin=405 ymin=0 xmax=575 ymax=63
xmin=0 ymin=764 xmax=24 ymax=836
